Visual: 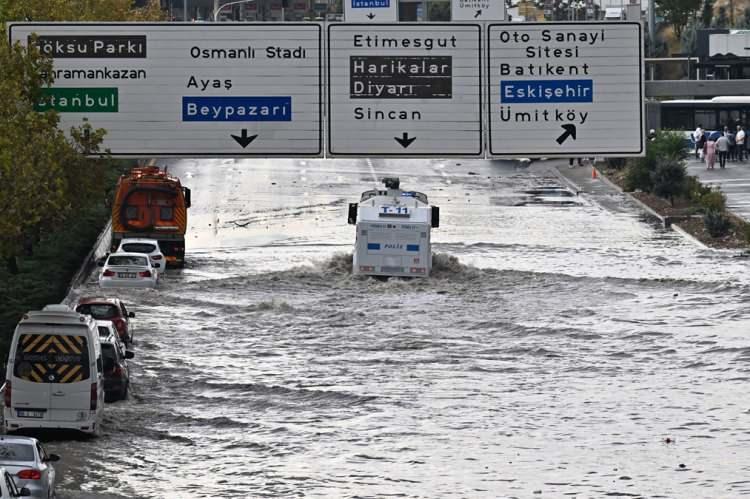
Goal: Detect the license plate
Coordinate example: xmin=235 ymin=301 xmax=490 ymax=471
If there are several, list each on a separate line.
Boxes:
xmin=118 ymin=272 xmax=137 ymax=278
xmin=17 ymin=410 xmax=44 ymax=418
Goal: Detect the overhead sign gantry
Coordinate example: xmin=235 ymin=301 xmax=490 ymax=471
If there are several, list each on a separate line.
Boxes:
xmin=10 ymin=21 xmax=644 ymax=159
xmin=9 ymin=23 xmax=323 ymax=157
xmin=327 ymin=23 xmax=483 ymax=157
xmin=487 ymin=22 xmax=644 ymax=158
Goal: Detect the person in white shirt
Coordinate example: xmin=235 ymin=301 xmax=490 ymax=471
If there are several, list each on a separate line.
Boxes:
xmin=736 ymin=125 xmax=746 ymax=162
xmin=716 ymin=133 xmax=730 ymax=168
xmin=693 ymin=125 xmax=704 ymax=159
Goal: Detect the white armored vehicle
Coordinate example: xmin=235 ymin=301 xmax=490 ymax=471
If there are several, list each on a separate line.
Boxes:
xmin=347 ymin=178 xmax=439 ymax=278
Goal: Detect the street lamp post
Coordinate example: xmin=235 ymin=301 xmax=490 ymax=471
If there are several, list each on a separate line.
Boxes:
xmin=213 ymin=0 xmax=258 ymax=21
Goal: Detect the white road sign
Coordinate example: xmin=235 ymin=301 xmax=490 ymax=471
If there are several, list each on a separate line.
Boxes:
xmin=327 ymin=23 xmax=482 ymax=157
xmin=452 ymin=0 xmax=506 ymax=21
xmin=344 ymin=0 xmax=398 ymax=22
xmin=487 ymin=22 xmax=644 ymax=158
xmin=8 ymin=23 xmax=322 ymax=157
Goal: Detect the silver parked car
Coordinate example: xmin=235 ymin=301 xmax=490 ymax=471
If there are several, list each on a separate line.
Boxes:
xmin=0 ymin=436 xmax=58 ymax=499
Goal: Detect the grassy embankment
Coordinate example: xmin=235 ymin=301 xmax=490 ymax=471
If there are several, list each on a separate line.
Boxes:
xmin=598 ymin=132 xmax=750 ymax=250
xmin=0 ymin=161 xmax=132 ymax=364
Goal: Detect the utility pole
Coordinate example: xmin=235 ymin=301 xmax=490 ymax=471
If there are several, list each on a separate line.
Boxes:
xmin=184 ymin=0 xmax=188 ymax=20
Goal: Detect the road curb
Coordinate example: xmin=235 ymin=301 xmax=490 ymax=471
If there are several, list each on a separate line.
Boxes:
xmin=593 ymin=167 xmax=713 ymax=249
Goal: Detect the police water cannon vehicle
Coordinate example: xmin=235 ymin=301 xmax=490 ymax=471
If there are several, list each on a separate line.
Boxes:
xmin=347 ymin=178 xmax=439 ymax=278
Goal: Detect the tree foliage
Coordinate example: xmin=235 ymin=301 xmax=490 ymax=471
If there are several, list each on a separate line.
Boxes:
xmin=713 ymin=6 xmax=729 ymax=28
xmin=1 ymin=0 xmax=163 ymax=22
xmin=0 ymin=1 xmax=163 ymax=264
xmin=652 ymin=158 xmax=687 ymax=206
xmin=656 ymin=0 xmax=702 ymax=37
xmin=701 ymin=0 xmax=714 ymax=27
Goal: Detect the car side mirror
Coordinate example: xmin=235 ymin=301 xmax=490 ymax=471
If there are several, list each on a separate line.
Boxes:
xmin=45 ymin=454 xmax=60 ymax=462
xmin=19 ymin=487 xmax=31 ymax=497
xmin=125 ymin=351 xmax=135 ymax=359
xmin=347 ymin=203 xmax=358 ymax=225
xmin=128 ymin=312 xmax=135 ymax=318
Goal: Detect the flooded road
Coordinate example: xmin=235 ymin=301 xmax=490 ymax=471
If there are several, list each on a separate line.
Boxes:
xmin=56 ymin=158 xmax=750 ymax=498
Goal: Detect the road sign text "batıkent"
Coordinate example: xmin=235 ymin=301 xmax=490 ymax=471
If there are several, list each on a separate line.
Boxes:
xmin=487 ymin=22 xmax=643 ymax=158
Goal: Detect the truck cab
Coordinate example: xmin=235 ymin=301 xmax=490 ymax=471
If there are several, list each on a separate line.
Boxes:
xmin=348 ymin=178 xmax=439 ymax=278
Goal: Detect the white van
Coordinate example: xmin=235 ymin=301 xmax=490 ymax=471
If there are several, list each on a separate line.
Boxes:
xmin=3 ymin=304 xmax=104 ymax=435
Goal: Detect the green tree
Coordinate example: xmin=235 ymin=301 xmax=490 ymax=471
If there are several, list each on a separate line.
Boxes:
xmin=713 ymin=5 xmax=729 ymax=27
xmin=656 ymin=0 xmax=701 ymax=37
xmin=681 ymin=19 xmax=699 ymax=55
xmin=652 ymin=158 xmax=687 ymax=206
xmin=0 ymin=1 xmax=163 ymax=266
xmin=1 ymin=0 xmax=163 ymax=22
xmin=701 ymin=0 xmax=714 ymax=27
xmin=428 ymin=1 xmax=450 ymax=21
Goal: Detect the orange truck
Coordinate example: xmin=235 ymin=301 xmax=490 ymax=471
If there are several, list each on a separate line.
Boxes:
xmin=110 ymin=166 xmax=191 ymax=267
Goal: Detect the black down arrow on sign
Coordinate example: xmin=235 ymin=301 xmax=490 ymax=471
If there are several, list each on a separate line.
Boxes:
xmin=231 ymin=129 xmax=258 ymax=148
xmin=394 ymin=132 xmax=416 ymax=148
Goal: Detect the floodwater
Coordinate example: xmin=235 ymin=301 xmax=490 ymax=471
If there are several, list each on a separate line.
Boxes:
xmin=51 ymin=158 xmax=750 ymax=498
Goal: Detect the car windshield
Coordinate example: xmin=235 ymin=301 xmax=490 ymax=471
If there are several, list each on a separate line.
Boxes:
xmin=97 ymin=326 xmax=111 ymax=337
xmin=121 ymin=243 xmax=156 ymax=253
xmin=0 ymin=443 xmax=34 ymax=462
xmin=108 ymin=255 xmax=148 ymax=266
xmin=76 ymin=303 xmax=119 ymax=320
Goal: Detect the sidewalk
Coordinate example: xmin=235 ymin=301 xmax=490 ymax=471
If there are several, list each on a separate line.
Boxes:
xmin=685 ymin=155 xmax=750 ymax=223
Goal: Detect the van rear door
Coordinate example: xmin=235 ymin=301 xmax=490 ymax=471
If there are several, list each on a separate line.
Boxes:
xmin=12 ymin=329 xmax=92 ymax=422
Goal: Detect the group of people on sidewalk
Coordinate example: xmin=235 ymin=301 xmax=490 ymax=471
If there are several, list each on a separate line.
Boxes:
xmin=693 ymin=124 xmax=747 ymax=170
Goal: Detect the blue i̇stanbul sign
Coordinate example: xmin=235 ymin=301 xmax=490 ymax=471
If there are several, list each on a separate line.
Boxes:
xmin=352 ymin=0 xmax=390 ymax=8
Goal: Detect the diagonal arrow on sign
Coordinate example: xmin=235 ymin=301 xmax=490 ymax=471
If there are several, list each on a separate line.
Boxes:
xmin=231 ymin=129 xmax=258 ymax=148
xmin=394 ymin=132 xmax=416 ymax=148
xmin=474 ymin=9 xmax=482 ymax=17
xmin=555 ymin=124 xmax=577 ymax=145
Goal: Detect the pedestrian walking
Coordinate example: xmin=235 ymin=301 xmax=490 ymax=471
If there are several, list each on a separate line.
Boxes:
xmin=693 ymin=125 xmax=704 ymax=159
xmin=736 ymin=125 xmax=746 ymax=162
xmin=725 ymin=126 xmax=736 ymax=161
xmin=716 ymin=133 xmax=730 ymax=168
xmin=704 ymin=138 xmax=716 ymax=169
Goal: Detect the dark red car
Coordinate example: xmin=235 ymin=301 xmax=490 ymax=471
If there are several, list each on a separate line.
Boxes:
xmin=75 ymin=297 xmax=134 ymax=346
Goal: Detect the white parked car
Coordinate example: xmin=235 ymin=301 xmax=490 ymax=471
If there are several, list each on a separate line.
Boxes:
xmin=115 ymin=238 xmax=166 ymax=273
xmin=0 ymin=467 xmax=31 ymax=498
xmin=0 ymin=436 xmax=59 ymax=499
xmin=99 ymin=253 xmax=158 ymax=289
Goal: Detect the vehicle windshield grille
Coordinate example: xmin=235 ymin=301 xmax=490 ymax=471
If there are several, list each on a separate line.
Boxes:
xmin=76 ymin=304 xmax=119 ymax=320
xmin=14 ymin=334 xmax=90 ymax=383
xmin=108 ymin=256 xmax=147 ymax=266
xmin=122 ymin=243 xmax=156 ymax=253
